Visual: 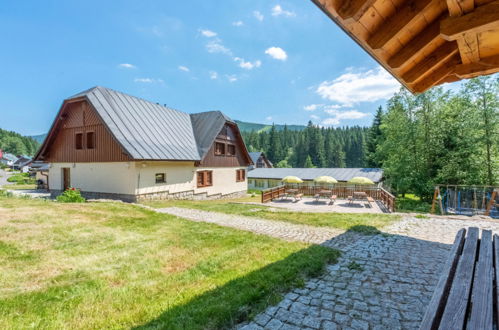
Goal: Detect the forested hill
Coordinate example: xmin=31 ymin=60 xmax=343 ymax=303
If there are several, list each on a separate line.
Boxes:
xmin=235 ymin=120 xmax=306 ymax=133
xmin=241 ymin=123 xmax=368 ymax=168
xmin=0 ymin=128 xmax=40 ymax=156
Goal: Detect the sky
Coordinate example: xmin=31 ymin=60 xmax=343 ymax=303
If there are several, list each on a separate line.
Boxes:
xmin=0 ymin=1 xmax=459 ymax=135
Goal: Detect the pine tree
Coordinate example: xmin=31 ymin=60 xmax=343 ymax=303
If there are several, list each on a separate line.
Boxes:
xmin=304 ymin=155 xmax=315 ymax=168
xmin=365 ymin=106 xmax=384 ymax=167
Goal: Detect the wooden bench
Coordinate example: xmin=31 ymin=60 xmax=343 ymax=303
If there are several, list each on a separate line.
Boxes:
xmin=420 ymin=227 xmax=497 ymax=330
xmin=366 ymin=196 xmax=375 ymax=208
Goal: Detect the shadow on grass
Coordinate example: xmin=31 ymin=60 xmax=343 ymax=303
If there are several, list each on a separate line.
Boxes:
xmin=134 ymin=245 xmax=340 ymax=330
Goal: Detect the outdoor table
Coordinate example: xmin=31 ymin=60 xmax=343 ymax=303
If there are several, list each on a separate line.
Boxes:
xmin=315 ymin=189 xmax=333 ymax=202
xmin=284 ymin=189 xmax=299 ymax=200
xmin=349 ymin=191 xmax=368 ymax=205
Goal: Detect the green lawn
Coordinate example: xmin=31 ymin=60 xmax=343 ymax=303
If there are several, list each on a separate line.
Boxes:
xmin=2 ymin=183 xmax=37 ymax=190
xmin=0 ymin=196 xmax=338 ymax=329
xmin=145 ymin=197 xmax=400 ymax=235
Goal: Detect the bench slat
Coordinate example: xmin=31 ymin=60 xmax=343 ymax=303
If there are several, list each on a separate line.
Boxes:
xmin=439 ymin=227 xmax=479 ymax=330
xmin=468 ymin=230 xmax=493 ymax=330
xmin=494 ymin=235 xmax=499 ymax=330
xmin=420 ymin=228 xmax=466 ymax=330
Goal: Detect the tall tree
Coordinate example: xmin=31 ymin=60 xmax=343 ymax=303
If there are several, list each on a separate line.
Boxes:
xmin=365 ymin=106 xmax=384 ymax=167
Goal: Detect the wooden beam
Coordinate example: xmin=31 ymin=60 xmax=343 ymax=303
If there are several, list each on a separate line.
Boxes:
xmin=402 ymin=41 xmax=459 ymax=83
xmin=457 ymin=33 xmax=480 ymax=63
xmin=441 ymin=1 xmax=499 ymax=40
xmin=367 ymin=0 xmax=435 ymax=50
xmin=446 ymin=0 xmax=475 ymax=16
xmin=436 ymin=73 xmax=461 ymax=84
xmin=453 ymin=54 xmax=499 ymax=78
xmin=337 ymin=0 xmax=377 ymax=22
xmin=387 ymin=18 xmax=442 ymax=68
xmin=412 ymin=54 xmax=462 ymax=93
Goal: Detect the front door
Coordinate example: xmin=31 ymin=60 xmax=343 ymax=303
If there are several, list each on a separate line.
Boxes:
xmin=62 ymin=168 xmax=70 ymax=191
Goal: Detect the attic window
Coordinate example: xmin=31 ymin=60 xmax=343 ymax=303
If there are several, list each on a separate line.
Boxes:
xmin=215 ymin=142 xmax=225 ymax=156
xmin=75 ymin=133 xmax=83 ymax=150
xmin=86 ymin=132 xmax=95 ymax=149
xmin=227 ymin=144 xmax=236 ymax=156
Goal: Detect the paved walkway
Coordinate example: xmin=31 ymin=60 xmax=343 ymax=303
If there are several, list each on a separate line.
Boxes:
xmin=155 ymin=207 xmax=499 ymax=329
xmin=260 ymin=198 xmax=386 ymax=214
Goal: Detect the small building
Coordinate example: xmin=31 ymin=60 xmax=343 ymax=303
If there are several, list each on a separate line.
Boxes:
xmin=30 ymin=161 xmax=50 ymax=188
xmin=1 ymin=152 xmax=18 ymax=167
xmin=248 ymin=152 xmax=273 ymax=171
xmin=12 ymin=156 xmax=32 ymax=172
xmin=248 ymin=168 xmax=383 ymax=190
xmin=34 ymin=86 xmax=253 ymax=202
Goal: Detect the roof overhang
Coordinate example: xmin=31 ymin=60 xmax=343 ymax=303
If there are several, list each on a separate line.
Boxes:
xmin=311 ymin=0 xmax=499 ymax=93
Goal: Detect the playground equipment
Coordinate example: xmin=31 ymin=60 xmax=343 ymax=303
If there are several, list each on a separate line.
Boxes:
xmin=431 ymin=185 xmax=499 ymax=218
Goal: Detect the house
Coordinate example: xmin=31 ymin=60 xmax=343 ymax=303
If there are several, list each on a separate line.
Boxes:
xmin=12 ymin=156 xmax=32 ymax=172
xmin=30 ymin=161 xmax=49 ymax=188
xmin=0 ymin=152 xmax=18 ymax=167
xmin=248 ymin=168 xmax=383 ymax=190
xmin=34 ymin=86 xmax=253 ymax=202
xmin=248 ymin=152 xmax=273 ymax=171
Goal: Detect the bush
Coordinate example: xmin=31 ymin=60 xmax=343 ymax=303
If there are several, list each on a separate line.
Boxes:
xmin=0 ymin=189 xmax=13 ymax=198
xmin=7 ymin=173 xmax=36 ymax=185
xmin=56 ymin=188 xmax=86 ymax=203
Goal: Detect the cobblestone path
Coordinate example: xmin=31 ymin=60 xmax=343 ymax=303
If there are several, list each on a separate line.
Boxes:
xmin=238 ymin=217 xmax=499 ymax=330
xmin=155 ymin=207 xmax=499 ymax=329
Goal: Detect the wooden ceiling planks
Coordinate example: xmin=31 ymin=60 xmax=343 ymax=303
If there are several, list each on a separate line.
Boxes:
xmin=311 ymin=0 xmax=499 ymax=93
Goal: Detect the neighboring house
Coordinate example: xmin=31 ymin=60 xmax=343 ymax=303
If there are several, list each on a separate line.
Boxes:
xmin=30 ymin=161 xmax=50 ymax=188
xmin=1 ymin=152 xmax=18 ymax=167
xmin=248 ymin=168 xmax=384 ymax=190
xmin=12 ymin=156 xmax=32 ymax=172
xmin=248 ymin=152 xmax=273 ymax=171
xmin=34 ymin=86 xmax=253 ymax=202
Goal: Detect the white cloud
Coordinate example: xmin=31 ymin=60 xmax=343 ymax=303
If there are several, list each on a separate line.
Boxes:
xmin=310 ymin=114 xmax=320 ymax=120
xmin=234 ymin=57 xmax=261 ymax=70
xmin=232 ymin=21 xmax=244 ymax=26
xmin=178 ymin=65 xmax=190 ymax=72
xmin=118 ymin=63 xmax=136 ymax=69
xmin=209 ymin=71 xmax=218 ymax=80
xmin=200 ymin=29 xmax=217 ymax=37
xmin=226 ymin=74 xmax=238 ymax=83
xmin=266 ymin=116 xmax=273 ymax=121
xmin=253 ymin=10 xmax=264 ymax=21
xmin=304 ymin=104 xmax=323 ymax=111
xmin=321 ymin=109 xmax=369 ymax=126
xmin=265 ymin=47 xmax=287 ymax=61
xmin=323 ymin=104 xmax=343 ymax=110
xmin=271 ymin=5 xmax=296 ymax=17
xmin=206 ymin=38 xmax=232 ymax=55
xmin=134 ymin=78 xmax=164 ymax=84
xmin=316 ymin=67 xmax=400 ymax=106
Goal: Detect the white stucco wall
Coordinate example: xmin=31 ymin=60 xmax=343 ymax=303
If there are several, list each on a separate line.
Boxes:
xmin=49 ymin=161 xmax=248 ymax=197
xmin=49 ymin=162 xmax=137 ymax=194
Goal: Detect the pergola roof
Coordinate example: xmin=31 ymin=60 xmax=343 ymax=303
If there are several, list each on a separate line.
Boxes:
xmin=312 ymin=0 xmax=499 ymax=93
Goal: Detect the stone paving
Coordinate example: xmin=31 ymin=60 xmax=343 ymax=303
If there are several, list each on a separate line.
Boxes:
xmin=237 ymin=216 xmax=499 ymax=330
xmin=155 ymin=206 xmax=499 ymax=329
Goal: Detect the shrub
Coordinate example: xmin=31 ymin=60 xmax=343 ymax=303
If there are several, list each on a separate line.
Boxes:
xmin=56 ymin=188 xmax=86 ymax=203
xmin=7 ymin=173 xmax=36 ymax=185
xmin=0 ymin=189 xmax=13 ymax=198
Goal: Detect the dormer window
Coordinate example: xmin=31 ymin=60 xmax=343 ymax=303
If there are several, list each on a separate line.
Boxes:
xmin=215 ymin=142 xmax=225 ymax=155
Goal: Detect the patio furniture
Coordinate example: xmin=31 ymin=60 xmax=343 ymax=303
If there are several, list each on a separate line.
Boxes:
xmin=367 ymin=197 xmax=375 ymax=208
xmin=329 ymin=194 xmax=337 ymax=205
xmin=282 ymin=189 xmax=298 ymax=200
xmin=420 ymin=228 xmax=496 ymax=330
xmin=314 ymin=189 xmax=333 ymax=203
xmin=293 ymin=193 xmax=303 ymax=202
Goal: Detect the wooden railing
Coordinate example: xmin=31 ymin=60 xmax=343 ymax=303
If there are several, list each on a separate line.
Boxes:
xmin=261 ymin=184 xmax=396 ymax=212
xmin=261 ymin=185 xmax=286 ymax=203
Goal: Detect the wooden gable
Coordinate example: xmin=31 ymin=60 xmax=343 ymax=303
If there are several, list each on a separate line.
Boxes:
xmin=198 ymin=123 xmax=252 ymax=167
xmin=312 ymin=0 xmax=499 ymax=93
xmin=38 ymin=99 xmax=131 ymax=163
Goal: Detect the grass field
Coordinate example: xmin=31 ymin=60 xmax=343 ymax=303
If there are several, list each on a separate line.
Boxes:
xmin=0 ymin=196 xmax=338 ymax=329
xmin=145 ymin=197 xmax=400 ymax=235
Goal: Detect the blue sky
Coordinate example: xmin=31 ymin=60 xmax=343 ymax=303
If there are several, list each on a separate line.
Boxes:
xmin=0 ymin=1 xmax=457 ymax=135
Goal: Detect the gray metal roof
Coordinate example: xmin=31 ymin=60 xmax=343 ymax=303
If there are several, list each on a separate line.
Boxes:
xmin=248 ymin=168 xmax=384 ymax=183
xmin=191 ymin=111 xmax=235 ymax=160
xmin=249 ymin=152 xmax=263 ymax=164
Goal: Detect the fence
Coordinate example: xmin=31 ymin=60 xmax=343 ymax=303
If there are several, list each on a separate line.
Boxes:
xmin=261 ymin=184 xmax=396 ymax=212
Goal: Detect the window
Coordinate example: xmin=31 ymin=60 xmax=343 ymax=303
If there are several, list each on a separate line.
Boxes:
xmin=227 ymin=144 xmax=236 ymax=156
xmin=214 ymin=142 xmax=225 ymax=155
xmin=86 ymin=132 xmax=95 ymax=149
xmin=75 ymin=133 xmax=83 ymax=150
xmin=236 ymin=169 xmax=245 ymax=182
xmin=155 ymin=173 xmax=166 ymax=184
xmin=197 ymin=170 xmax=213 ymax=188
xmin=255 ymin=180 xmax=265 ymax=188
